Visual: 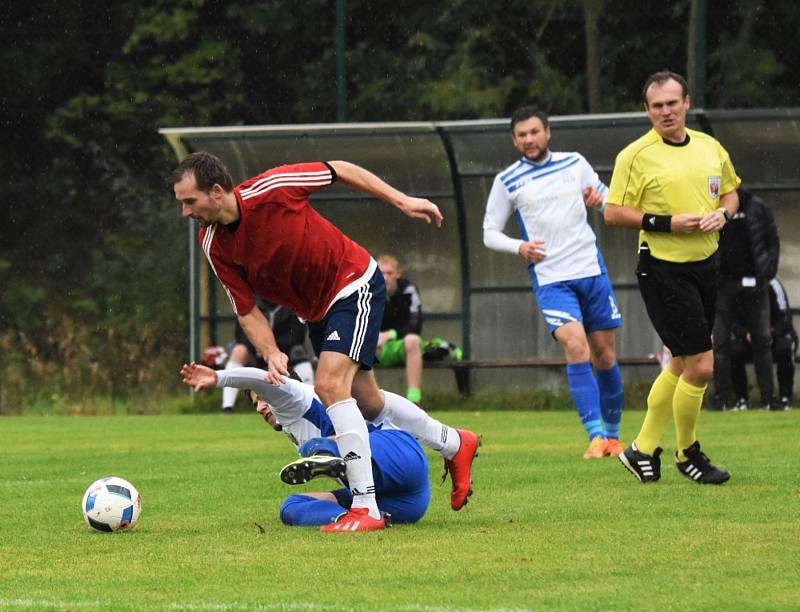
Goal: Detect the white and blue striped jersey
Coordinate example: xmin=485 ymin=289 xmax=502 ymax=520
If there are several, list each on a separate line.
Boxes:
xmin=483 ymin=152 xmax=608 ymax=286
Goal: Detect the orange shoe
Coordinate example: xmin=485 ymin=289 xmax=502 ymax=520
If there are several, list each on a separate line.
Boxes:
xmin=319 ymin=507 xmax=386 ymax=532
xmin=582 ymin=436 xmax=606 ymax=459
xmin=443 ymin=429 xmax=480 ymax=511
xmin=604 ymin=438 xmax=624 ymax=457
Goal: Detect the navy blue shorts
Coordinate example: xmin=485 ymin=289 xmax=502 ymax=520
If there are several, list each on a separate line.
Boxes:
xmin=309 ymin=268 xmax=386 ymax=369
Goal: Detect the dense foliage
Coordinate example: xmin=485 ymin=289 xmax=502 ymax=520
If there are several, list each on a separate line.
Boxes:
xmin=2 ymin=0 xmax=799 ymax=411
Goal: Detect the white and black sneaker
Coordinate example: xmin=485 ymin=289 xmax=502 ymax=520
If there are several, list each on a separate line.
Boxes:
xmin=280 ymin=455 xmax=347 ymax=485
xmin=674 ymin=441 xmax=730 ymax=485
xmin=619 ymin=442 xmax=662 ymax=482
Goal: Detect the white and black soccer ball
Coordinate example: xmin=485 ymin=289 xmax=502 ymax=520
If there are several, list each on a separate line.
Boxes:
xmin=81 ymin=476 xmax=142 ymax=533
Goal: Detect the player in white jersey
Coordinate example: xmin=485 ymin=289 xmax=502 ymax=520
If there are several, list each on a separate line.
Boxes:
xmin=483 ymin=106 xmax=625 ymax=459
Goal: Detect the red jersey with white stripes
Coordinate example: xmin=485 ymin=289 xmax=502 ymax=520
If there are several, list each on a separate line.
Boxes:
xmin=199 ymin=162 xmax=372 ymax=322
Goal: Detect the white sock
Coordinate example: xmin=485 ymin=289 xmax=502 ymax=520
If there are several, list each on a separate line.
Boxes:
xmin=381 ymin=390 xmax=461 ymax=459
xmin=292 ymin=360 xmax=314 ymax=385
xmin=221 ymin=360 xmax=243 ymax=409
xmin=327 ymin=399 xmax=379 ymax=519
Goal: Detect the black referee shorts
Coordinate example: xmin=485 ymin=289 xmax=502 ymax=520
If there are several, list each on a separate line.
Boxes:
xmin=636 ymin=243 xmax=717 ymax=357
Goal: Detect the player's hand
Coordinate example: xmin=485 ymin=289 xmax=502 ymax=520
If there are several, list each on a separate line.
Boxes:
xmin=180 ymin=362 xmax=217 ymax=392
xmin=265 ymin=350 xmax=290 ymax=385
xmin=519 ymin=240 xmax=546 ymax=263
xmin=583 ymin=187 xmax=604 ymax=209
xmin=398 ymin=196 xmax=443 ymax=227
xmin=670 ymin=213 xmax=702 ymax=233
xmin=699 ymin=209 xmax=726 ymax=233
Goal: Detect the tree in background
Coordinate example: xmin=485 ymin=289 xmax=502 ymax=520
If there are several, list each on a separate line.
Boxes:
xmin=2 ymin=0 xmax=799 ymax=411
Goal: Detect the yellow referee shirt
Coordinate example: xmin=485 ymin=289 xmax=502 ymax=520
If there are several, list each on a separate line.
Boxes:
xmin=607 ymin=127 xmax=741 ymax=263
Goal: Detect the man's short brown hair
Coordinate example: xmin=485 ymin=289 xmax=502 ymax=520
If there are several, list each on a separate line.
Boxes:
xmin=642 ymin=71 xmax=689 ymax=105
xmin=510 ymin=106 xmax=549 ymax=132
xmin=168 ymin=151 xmax=234 ymax=193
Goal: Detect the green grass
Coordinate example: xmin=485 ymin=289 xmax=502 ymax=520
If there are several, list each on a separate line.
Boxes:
xmin=1 ymin=409 xmax=798 ymax=611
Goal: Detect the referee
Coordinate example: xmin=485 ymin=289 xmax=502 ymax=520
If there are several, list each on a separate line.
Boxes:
xmin=604 ymin=71 xmax=740 ymax=485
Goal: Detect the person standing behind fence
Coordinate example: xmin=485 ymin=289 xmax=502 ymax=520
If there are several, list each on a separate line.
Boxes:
xmin=375 ymin=255 xmax=425 ymax=405
xmin=604 ymin=70 xmax=740 ymax=485
xmin=710 ymin=187 xmax=780 ymax=411
xmin=729 ymin=277 xmax=796 ymax=411
xmin=482 ymin=105 xmax=625 ymax=460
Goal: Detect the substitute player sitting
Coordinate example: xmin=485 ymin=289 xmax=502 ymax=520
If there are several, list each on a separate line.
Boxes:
xmin=181 ymin=362 xmax=430 ymax=528
xmin=483 ymin=106 xmax=625 ymax=459
xmin=375 ymin=254 xmax=425 ymax=404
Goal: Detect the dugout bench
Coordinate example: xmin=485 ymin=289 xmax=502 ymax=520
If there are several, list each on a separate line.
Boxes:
xmin=396 ymin=356 xmax=661 ymax=397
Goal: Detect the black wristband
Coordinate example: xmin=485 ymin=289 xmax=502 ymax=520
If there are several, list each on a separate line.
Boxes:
xmin=641 ymin=213 xmax=672 ymax=232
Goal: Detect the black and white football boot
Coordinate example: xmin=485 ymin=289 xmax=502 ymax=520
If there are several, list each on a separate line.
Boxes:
xmin=674 ymin=441 xmax=730 ymax=484
xmin=619 ymin=441 xmax=662 ymax=483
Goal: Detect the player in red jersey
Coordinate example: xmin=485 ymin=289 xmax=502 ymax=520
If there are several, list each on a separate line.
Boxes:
xmin=171 ymin=152 xmax=480 ymax=531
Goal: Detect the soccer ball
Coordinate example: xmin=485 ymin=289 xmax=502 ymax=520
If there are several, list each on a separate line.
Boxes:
xmin=81 ymin=476 xmax=142 ymax=532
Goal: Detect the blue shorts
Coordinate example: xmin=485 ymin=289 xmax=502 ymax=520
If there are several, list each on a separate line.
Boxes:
xmin=534 ymin=273 xmax=622 ymax=335
xmin=288 ymin=428 xmax=430 ymax=525
xmin=369 ymin=429 xmax=430 ymax=523
xmin=308 ymin=267 xmax=386 ymax=369
xmin=332 ymin=428 xmax=430 ymax=524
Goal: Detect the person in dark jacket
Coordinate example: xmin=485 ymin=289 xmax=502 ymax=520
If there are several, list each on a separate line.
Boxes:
xmin=375 ymin=254 xmax=424 ymax=404
xmin=728 ymin=277 xmax=796 ymax=410
xmin=712 ymin=187 xmax=780 ymax=410
xmin=221 ymin=298 xmax=313 ymax=412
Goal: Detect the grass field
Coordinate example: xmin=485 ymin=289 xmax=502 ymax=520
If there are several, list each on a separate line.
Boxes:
xmin=1 ymin=409 xmax=798 ymax=611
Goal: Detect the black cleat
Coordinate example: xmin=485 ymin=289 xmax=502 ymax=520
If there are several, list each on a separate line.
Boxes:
xmin=675 ymin=441 xmax=730 ymax=485
xmin=619 ymin=442 xmax=662 ymax=482
xmin=280 ymin=455 xmax=347 ymax=485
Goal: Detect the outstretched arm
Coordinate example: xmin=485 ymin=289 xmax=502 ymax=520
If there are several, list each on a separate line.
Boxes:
xmin=180 ymin=362 xmax=218 ymax=392
xmin=328 ymin=160 xmax=443 ymax=227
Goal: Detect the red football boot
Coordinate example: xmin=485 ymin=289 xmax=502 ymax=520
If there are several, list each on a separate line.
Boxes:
xmin=319 ymin=507 xmax=386 ymax=532
xmin=442 ymin=429 xmax=480 ymax=511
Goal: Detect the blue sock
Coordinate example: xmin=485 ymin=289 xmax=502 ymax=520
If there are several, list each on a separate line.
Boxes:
xmin=596 ymin=363 xmax=624 ymax=440
xmin=279 ymin=494 xmax=346 ymax=527
xmin=566 ymin=361 xmax=603 ymax=440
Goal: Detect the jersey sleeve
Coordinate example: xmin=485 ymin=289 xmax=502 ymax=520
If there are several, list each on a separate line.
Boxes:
xmin=237 ymin=162 xmax=335 ymax=208
xmin=577 ymin=155 xmax=607 ymax=194
xmin=717 ymin=143 xmax=741 ymax=194
xmin=607 ymin=148 xmax=641 ymax=209
xmin=215 ymin=366 xmax=317 ymax=428
xmin=483 ymin=174 xmax=523 ymax=254
xmin=200 ymin=228 xmax=256 ymax=316
xmin=578 ymin=154 xmax=608 ymax=211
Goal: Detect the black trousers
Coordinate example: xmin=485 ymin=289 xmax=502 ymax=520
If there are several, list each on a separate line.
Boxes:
xmin=730 ymin=333 xmax=795 ymax=401
xmin=713 ymin=278 xmax=774 ymax=406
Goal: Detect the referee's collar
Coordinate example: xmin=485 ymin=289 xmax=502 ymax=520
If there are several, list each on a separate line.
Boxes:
xmin=662 ymin=133 xmax=691 ymax=147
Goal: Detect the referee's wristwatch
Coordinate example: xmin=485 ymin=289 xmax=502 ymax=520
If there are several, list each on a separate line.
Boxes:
xmin=717 ymin=207 xmax=731 ymax=222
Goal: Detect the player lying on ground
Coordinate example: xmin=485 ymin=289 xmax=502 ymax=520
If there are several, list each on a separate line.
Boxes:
xmin=181 ymin=363 xmax=477 ymax=527
xmin=180 ymin=362 xmax=479 ymax=512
